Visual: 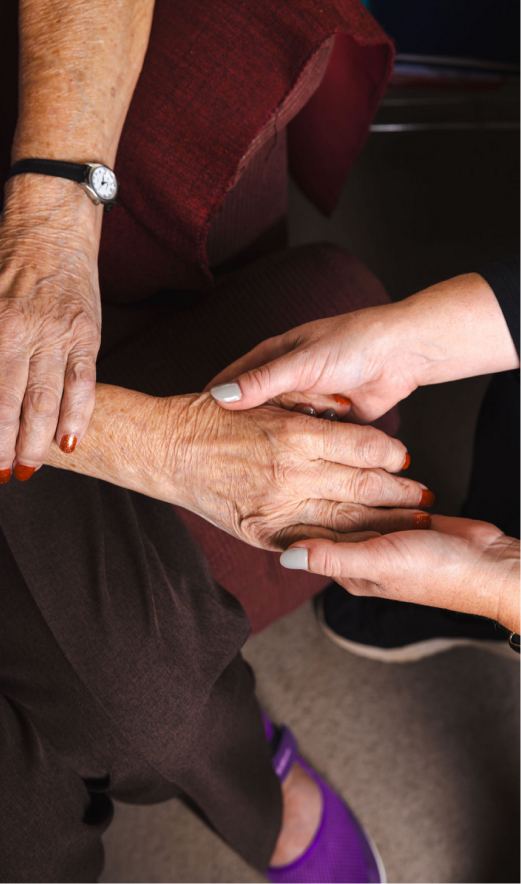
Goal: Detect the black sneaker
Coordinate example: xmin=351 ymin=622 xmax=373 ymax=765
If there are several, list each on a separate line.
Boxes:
xmin=315 ymin=583 xmax=515 ymax=663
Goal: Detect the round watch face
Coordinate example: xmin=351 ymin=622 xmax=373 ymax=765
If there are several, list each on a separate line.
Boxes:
xmin=90 ymin=165 xmax=117 ymax=201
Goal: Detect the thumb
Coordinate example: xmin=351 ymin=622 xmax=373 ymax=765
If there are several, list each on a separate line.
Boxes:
xmin=210 ymin=350 xmax=314 ymax=410
xmin=279 ymin=536 xmax=380 ymax=580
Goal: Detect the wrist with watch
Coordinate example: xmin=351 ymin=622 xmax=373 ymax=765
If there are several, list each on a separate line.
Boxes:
xmin=6 ymin=158 xmax=119 ymax=211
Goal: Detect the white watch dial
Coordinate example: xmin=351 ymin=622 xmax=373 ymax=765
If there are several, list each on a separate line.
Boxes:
xmin=91 ymin=166 xmax=117 ymax=200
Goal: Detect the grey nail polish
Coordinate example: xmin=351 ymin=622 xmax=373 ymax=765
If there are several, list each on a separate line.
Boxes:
xmin=210 ymin=382 xmax=242 ymax=403
xmin=321 ymin=409 xmax=337 ymax=421
xmin=280 ymin=548 xmax=309 ymax=570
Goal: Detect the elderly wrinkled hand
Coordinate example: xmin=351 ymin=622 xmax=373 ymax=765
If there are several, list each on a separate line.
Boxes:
xmin=280 ymin=515 xmax=520 ymax=633
xmin=162 ymin=393 xmax=431 ymax=550
xmin=46 ymin=387 xmax=433 ymax=551
xmin=0 ymin=178 xmax=101 ymax=483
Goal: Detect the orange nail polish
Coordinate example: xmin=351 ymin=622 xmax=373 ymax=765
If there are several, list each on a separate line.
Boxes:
xmin=413 ymin=513 xmax=431 ymax=529
xmin=60 ymin=434 xmax=78 ymax=454
xmin=420 ymin=489 xmax=435 ymax=508
xmin=0 ymin=469 xmax=11 ymax=485
xmin=333 ymin=395 xmax=351 ymax=406
xmin=402 ymin=453 xmax=411 ymax=470
xmin=14 ymin=465 xmax=36 ymax=482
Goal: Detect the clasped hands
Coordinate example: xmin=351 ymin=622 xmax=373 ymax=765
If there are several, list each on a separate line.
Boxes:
xmin=46 ymin=386 xmax=430 ymax=551
xmin=209 ymin=279 xmax=520 ymax=633
xmin=164 ymin=393 xmax=428 ymax=550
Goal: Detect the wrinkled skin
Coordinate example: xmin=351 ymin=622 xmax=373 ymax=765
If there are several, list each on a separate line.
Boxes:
xmin=161 ymin=393 xmax=429 ymax=550
xmin=47 ymin=387 xmax=429 ymax=551
xmin=0 ymin=179 xmax=101 ymax=474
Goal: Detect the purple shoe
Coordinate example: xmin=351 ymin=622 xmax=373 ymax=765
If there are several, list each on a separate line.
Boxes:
xmin=263 ymin=714 xmax=386 ymax=884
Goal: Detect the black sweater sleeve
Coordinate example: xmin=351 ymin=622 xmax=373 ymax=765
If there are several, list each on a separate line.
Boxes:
xmin=477 ymin=256 xmax=520 ymax=355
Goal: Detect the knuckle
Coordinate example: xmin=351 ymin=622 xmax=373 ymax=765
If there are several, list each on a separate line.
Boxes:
xmin=24 ymin=388 xmax=60 ymax=419
xmin=248 ymin=364 xmax=274 ymax=395
xmin=239 ymin=513 xmax=277 ymax=550
xmin=320 ymin=547 xmax=341 ymax=579
xmin=65 ymin=359 xmax=96 ymax=391
xmin=357 ymin=428 xmax=388 ymax=467
xmin=358 ymin=468 xmax=385 ymax=501
xmin=333 ymin=503 xmax=363 ymax=531
xmin=401 ymin=479 xmax=420 ymax=504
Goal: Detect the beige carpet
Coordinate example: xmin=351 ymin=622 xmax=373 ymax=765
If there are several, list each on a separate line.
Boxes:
xmin=100 ymin=601 xmax=520 ymax=884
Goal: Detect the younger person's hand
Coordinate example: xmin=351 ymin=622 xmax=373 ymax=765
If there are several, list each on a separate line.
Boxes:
xmin=209 ymin=273 xmax=519 ymax=423
xmin=280 ymin=515 xmax=520 ymax=633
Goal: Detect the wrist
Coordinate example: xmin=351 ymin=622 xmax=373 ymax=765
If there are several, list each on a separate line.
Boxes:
xmin=160 ymin=393 xmax=211 ymax=510
xmin=389 ymin=292 xmax=453 ymax=389
xmin=2 ymin=173 xmax=102 ymax=248
xmin=45 ymin=388 xmax=199 ymax=507
xmin=395 ymin=274 xmax=519 ymax=387
xmin=351 ymin=299 xmax=428 ymax=396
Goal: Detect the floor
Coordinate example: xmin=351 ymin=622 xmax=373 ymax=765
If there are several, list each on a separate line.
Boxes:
xmin=101 ymin=77 xmax=520 ymax=883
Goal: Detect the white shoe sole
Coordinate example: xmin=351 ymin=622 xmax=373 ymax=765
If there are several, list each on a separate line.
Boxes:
xmin=315 ymin=597 xmax=516 ymax=664
xmin=366 ymin=831 xmax=387 ymax=883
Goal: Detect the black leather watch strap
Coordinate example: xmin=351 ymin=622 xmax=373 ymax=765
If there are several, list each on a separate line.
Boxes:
xmin=6 ymin=158 xmax=90 ymax=183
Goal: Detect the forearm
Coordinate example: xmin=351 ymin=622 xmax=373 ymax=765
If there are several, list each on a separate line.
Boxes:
xmin=394 ymin=272 xmax=519 ymax=387
xmin=13 ymin=0 xmax=155 ymax=165
xmin=45 ymin=384 xmax=185 ymax=503
xmin=3 ymin=0 xmax=155 ymax=230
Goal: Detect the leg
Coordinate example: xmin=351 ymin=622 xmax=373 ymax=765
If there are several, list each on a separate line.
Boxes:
xmin=0 ymin=695 xmax=109 ymax=883
xmin=0 ymin=517 xmax=282 ymax=879
xmin=0 ymin=524 xmax=111 ymax=883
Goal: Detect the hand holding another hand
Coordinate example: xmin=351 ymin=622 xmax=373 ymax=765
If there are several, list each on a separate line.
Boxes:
xmin=209 ymin=273 xmax=519 ymax=422
xmin=165 ymin=393 xmax=431 ymax=550
xmin=47 ymin=386 xmax=432 ymax=551
xmin=208 ymin=306 xmax=409 ymax=424
xmin=281 ymin=515 xmax=520 ymax=633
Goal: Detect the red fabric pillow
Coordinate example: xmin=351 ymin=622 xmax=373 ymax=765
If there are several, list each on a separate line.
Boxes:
xmin=0 ymin=1 xmax=393 ymax=301
xmin=99 ymin=0 xmax=393 ymax=300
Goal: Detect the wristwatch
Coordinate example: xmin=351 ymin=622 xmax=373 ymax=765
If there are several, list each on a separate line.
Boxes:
xmin=6 ymin=159 xmax=119 ymax=211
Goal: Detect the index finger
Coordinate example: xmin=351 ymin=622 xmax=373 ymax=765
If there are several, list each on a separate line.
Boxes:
xmin=308 ymin=418 xmax=409 ymax=474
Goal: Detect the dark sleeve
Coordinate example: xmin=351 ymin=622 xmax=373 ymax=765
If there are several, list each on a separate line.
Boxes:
xmin=477 ymin=257 xmax=520 ymax=355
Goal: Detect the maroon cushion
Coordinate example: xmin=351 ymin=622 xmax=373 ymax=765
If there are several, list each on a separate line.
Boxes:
xmin=99 ymin=0 xmax=393 ymax=300
xmin=0 ymin=0 xmax=393 ymax=302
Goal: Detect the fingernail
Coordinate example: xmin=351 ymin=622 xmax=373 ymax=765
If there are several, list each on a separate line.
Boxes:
xmin=60 ymin=434 xmax=78 ymax=454
xmin=0 ymin=469 xmax=11 ymax=485
xmin=280 ymin=548 xmax=309 ymax=570
xmin=333 ymin=395 xmax=351 ymax=406
xmin=420 ymin=490 xmax=435 ymax=507
xmin=210 ymin=382 xmax=242 ymax=403
xmin=402 ymin=453 xmax=411 ymax=470
xmin=292 ymin=404 xmax=317 ymax=416
xmin=320 ymin=409 xmax=338 ymax=421
xmin=14 ymin=465 xmax=36 ymax=482
xmin=413 ymin=513 xmax=431 ymax=529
